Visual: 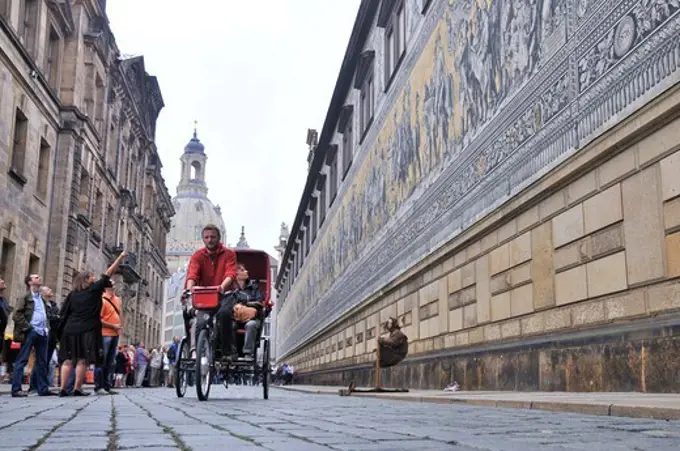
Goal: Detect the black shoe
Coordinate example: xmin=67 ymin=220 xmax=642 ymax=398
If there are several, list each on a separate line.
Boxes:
xmin=105 ymin=389 xmax=118 ymax=395
xmin=58 ymin=390 xmax=69 ymax=397
xmin=72 ymin=390 xmax=90 ymax=396
xmin=39 ymin=390 xmax=58 ymax=396
xmin=11 ymin=391 xmax=28 ymax=398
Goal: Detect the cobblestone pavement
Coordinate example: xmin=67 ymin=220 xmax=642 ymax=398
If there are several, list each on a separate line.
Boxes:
xmin=1 ymin=386 xmax=679 ymax=451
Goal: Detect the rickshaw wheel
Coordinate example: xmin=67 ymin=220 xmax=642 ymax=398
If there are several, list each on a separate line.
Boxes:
xmin=262 ymin=339 xmax=270 ymax=400
xmin=195 ymin=329 xmax=213 ymax=401
xmin=175 ymin=337 xmax=190 ymax=398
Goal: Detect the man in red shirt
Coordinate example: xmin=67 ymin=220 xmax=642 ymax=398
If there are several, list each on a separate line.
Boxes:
xmin=185 ymin=224 xmax=238 ymax=359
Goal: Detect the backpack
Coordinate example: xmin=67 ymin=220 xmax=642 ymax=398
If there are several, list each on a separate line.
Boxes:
xmin=167 ymin=345 xmax=176 ymax=361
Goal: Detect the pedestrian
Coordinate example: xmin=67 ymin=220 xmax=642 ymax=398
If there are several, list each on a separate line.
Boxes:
xmin=10 ymin=274 xmax=55 ymax=397
xmin=166 ymin=336 xmax=179 ymax=388
xmin=95 ymin=280 xmax=122 ymax=395
xmin=57 ymin=251 xmax=127 ymax=397
xmin=114 ymin=346 xmax=127 ymax=388
xmin=29 ymin=286 xmax=59 ymax=392
xmin=0 ymin=278 xmax=11 ymax=390
xmin=150 ymin=345 xmax=162 ymax=387
xmin=162 ymin=346 xmax=170 ymax=387
xmin=134 ymin=342 xmax=150 ymax=387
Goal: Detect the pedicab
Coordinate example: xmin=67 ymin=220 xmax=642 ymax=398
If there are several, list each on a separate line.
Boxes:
xmin=174 ymin=248 xmax=273 ymax=401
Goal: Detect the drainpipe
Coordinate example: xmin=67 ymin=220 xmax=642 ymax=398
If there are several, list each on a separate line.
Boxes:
xmin=43 ymin=136 xmax=61 ymax=293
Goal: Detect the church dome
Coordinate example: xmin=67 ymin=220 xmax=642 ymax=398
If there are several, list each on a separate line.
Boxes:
xmin=166 ymin=196 xmax=226 ymax=256
xmin=184 ymin=131 xmax=205 ymax=154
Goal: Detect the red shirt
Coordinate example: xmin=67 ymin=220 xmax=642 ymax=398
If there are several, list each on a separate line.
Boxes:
xmin=185 ymin=244 xmax=237 ymax=288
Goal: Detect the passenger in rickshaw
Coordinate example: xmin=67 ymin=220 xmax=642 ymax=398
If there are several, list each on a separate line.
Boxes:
xmin=231 ymin=263 xmax=263 ymax=362
xmin=184 ymin=224 xmax=239 ymax=360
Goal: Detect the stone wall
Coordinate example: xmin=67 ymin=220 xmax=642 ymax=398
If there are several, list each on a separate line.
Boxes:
xmin=277 ymin=0 xmax=680 ymax=392
xmin=290 ymin=86 xmax=680 ymax=390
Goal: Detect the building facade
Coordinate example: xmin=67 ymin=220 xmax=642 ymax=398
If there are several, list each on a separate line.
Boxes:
xmin=275 ymin=0 xmax=680 ymax=392
xmin=163 ymin=130 xmax=227 ymax=343
xmin=0 ymin=0 xmax=174 ymax=347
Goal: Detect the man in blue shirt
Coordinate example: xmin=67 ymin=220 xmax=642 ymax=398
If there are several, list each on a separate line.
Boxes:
xmin=11 ymin=274 xmax=56 ymax=397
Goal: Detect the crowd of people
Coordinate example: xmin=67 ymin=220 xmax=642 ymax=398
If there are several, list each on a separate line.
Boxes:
xmin=0 ymin=251 xmax=187 ymax=396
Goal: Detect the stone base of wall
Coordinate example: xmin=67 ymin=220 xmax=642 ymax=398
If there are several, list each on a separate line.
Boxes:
xmin=295 ymin=315 xmax=680 ymax=393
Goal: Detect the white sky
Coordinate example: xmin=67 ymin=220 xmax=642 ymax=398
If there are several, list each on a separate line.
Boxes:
xmin=106 ymin=0 xmax=361 ymax=253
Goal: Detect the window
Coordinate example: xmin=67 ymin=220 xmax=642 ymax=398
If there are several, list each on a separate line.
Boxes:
xmin=10 ymin=108 xmax=28 ymax=180
xmin=318 ymin=176 xmax=327 ymax=225
xmin=78 ymin=170 xmax=90 ymax=217
xmin=384 ymin=2 xmax=406 ymax=86
xmin=28 ymin=254 xmax=40 ymax=276
xmin=0 ymin=0 xmax=10 ymax=20
xmin=328 ymin=146 xmax=338 ymax=204
xmin=45 ymin=26 xmax=61 ymax=91
xmin=311 ymin=198 xmax=318 ymax=241
xmin=92 ymin=190 xmax=103 ymax=235
xmin=105 ymin=204 xmax=116 ymax=245
xmin=422 ymin=0 xmax=433 ymax=13
xmin=95 ymin=74 xmax=105 ymax=135
xmin=36 ymin=139 xmax=51 ymax=199
xmin=342 ymin=114 xmax=353 ymax=179
xmin=20 ymin=0 xmax=39 ymax=57
xmin=360 ymin=72 xmax=374 ymax=135
xmin=0 ymin=240 xmax=16 ymax=295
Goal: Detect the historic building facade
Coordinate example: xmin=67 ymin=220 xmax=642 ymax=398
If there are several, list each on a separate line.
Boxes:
xmin=276 ymin=0 xmax=680 ymax=392
xmin=0 ymin=0 xmax=174 ymax=347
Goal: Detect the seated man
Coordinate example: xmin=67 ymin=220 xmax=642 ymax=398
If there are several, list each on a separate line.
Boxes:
xmin=231 ymin=263 xmax=263 ymax=361
xmin=184 ymin=224 xmax=238 ymax=360
xmin=377 ymin=317 xmax=408 ymax=368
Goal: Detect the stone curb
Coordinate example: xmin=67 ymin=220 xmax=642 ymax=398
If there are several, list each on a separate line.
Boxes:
xmin=273 ymin=386 xmax=680 ymax=421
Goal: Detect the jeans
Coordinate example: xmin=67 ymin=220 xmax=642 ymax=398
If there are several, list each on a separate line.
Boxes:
xmin=239 ymin=319 xmax=260 ymax=355
xmin=30 ymin=339 xmax=56 ymax=391
xmin=95 ymin=336 xmax=119 ymax=391
xmin=12 ymin=329 xmax=49 ymax=394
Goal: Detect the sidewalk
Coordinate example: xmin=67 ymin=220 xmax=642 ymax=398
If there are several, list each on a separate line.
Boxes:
xmin=274 ymin=385 xmax=680 ymax=421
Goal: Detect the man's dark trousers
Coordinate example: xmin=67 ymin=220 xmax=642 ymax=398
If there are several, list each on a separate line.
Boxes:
xmin=12 ymin=329 xmax=49 ymax=394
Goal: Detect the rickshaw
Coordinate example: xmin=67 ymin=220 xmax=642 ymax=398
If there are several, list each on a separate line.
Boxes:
xmin=174 ymin=248 xmax=273 ymax=401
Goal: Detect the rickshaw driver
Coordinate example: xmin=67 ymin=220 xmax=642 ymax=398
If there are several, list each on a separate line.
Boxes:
xmin=183 ymin=224 xmax=239 ymax=361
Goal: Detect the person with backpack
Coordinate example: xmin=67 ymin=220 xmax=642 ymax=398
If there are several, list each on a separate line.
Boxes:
xmin=94 ymin=278 xmax=122 ymax=394
xmin=166 ymin=336 xmax=179 ymax=388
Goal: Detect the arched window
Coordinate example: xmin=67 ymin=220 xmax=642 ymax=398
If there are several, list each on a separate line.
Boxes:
xmin=191 ymin=161 xmax=201 ymax=180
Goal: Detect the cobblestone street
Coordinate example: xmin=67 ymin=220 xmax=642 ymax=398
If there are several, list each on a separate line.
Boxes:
xmin=0 ymin=387 xmax=679 ymax=450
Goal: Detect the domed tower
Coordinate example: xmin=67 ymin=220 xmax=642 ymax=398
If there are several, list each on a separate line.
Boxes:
xmin=164 ymin=125 xmax=228 ymax=343
xmin=166 ymin=125 xmax=227 ymax=273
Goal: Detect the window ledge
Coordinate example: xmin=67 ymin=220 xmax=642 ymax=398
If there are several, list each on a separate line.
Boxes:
xmin=384 ymin=52 xmax=406 ymax=93
xmin=33 ymin=194 xmax=47 ymax=207
xmin=8 ymin=168 xmax=27 ymax=186
xmin=76 ymin=213 xmax=92 ymax=227
xmin=359 ymin=117 xmax=374 ymax=145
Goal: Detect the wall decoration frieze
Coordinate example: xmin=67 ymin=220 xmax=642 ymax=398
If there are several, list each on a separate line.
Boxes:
xmin=278 ymin=0 xmax=680 ymax=358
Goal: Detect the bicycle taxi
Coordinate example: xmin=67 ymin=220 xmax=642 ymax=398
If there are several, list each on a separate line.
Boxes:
xmin=174 ymin=248 xmax=273 ymax=401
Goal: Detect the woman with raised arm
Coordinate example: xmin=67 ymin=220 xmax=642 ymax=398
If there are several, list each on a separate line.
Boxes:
xmin=57 ymin=251 xmax=127 ymax=396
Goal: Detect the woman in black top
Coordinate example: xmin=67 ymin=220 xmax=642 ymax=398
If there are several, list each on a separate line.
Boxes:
xmin=57 ymin=251 xmax=127 ymax=396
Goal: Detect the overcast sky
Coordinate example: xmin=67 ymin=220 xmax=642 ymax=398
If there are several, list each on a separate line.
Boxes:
xmin=106 ymin=1 xmax=361 ymax=254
